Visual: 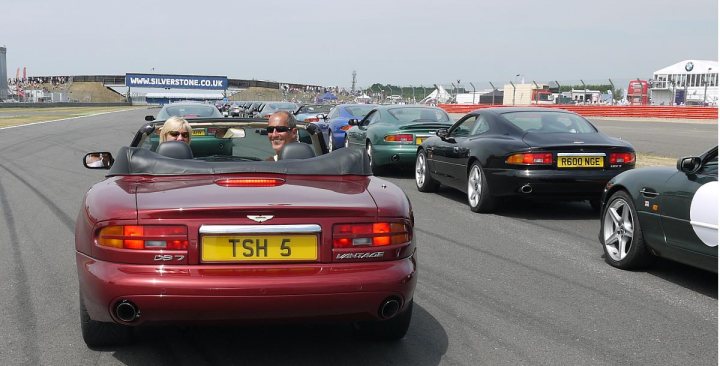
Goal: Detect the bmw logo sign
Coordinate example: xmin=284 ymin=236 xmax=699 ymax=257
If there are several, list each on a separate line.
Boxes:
xmin=685 ymin=62 xmax=694 ymax=72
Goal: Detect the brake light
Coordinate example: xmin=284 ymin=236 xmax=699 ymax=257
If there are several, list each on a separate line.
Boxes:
xmin=98 ymin=225 xmax=188 ymax=250
xmin=609 ymin=152 xmax=635 ymax=164
xmin=215 ymin=178 xmax=285 ymax=187
xmin=384 ymin=134 xmax=414 ymax=143
xmin=333 ymin=222 xmax=410 ymax=247
xmin=305 ymin=117 xmax=319 ymax=122
xmin=506 ymin=152 xmax=553 ymax=165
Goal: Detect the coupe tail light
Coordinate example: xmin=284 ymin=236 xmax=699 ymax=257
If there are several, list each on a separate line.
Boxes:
xmin=384 ymin=134 xmax=414 ymax=143
xmin=215 ymin=178 xmax=285 ymax=187
xmin=609 ymin=152 xmax=635 ymax=164
xmin=506 ymin=152 xmax=553 ymax=165
xmin=98 ymin=225 xmax=188 ymax=250
xmin=333 ymin=222 xmax=410 ymax=248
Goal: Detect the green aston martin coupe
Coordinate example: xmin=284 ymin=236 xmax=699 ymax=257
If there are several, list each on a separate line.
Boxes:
xmin=344 ymin=105 xmax=453 ymax=175
xmin=599 ymin=146 xmax=718 ymax=273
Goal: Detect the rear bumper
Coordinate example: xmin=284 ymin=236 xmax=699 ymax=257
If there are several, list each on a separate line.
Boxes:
xmin=372 ymin=144 xmax=418 ymax=167
xmin=486 ymin=168 xmax=629 ymax=198
xmin=77 ymin=251 xmax=417 ymax=325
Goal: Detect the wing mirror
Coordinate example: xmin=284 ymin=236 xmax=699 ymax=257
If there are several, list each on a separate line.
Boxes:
xmin=348 ymin=118 xmax=359 ymax=126
xmin=83 ymin=152 xmax=114 ymax=169
xmin=436 ymin=128 xmax=449 ymax=139
xmin=677 ymin=156 xmax=702 ymax=174
xmin=145 ymin=115 xmax=155 ymax=121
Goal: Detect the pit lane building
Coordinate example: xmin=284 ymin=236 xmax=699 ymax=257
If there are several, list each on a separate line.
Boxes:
xmin=650 ymin=60 xmax=718 ymax=106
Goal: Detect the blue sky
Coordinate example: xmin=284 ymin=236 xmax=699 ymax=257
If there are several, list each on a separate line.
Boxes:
xmin=3 ymin=0 xmax=718 ymax=89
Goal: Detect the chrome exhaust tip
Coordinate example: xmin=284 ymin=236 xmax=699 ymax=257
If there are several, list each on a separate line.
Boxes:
xmin=115 ymin=300 xmax=139 ymax=323
xmin=520 ymin=184 xmax=533 ymax=194
xmin=379 ymin=298 xmax=401 ymax=319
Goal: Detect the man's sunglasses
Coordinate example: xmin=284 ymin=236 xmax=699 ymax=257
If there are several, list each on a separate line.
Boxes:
xmin=266 ymin=126 xmax=291 ymax=133
xmin=167 ymin=131 xmax=190 ymax=138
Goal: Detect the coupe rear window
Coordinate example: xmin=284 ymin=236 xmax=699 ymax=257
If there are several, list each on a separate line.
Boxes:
xmin=165 ymin=105 xmax=218 ymax=117
xmin=387 ymin=108 xmax=450 ymax=123
xmin=502 ymin=111 xmax=597 ymax=134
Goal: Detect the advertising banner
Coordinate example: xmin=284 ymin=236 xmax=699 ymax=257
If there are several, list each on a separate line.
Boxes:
xmin=125 ymin=73 xmax=228 ymax=90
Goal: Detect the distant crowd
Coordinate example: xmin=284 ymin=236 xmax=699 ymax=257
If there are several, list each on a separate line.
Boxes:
xmin=7 ymin=76 xmax=69 ymax=91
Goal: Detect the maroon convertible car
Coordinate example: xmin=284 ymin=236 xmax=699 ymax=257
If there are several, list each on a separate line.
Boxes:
xmin=77 ymin=119 xmax=417 ymax=347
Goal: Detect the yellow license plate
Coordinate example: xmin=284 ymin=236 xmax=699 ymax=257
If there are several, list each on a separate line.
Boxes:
xmin=416 ymin=137 xmax=427 ymax=145
xmin=192 ymin=129 xmax=206 ymax=136
xmin=201 ymin=235 xmax=317 ymax=262
xmin=557 ymin=156 xmax=604 ymax=168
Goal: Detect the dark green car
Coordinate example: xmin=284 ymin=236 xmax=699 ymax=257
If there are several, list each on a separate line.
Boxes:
xmin=599 ymin=146 xmax=718 ymax=273
xmin=344 ymin=105 xmax=453 ymax=175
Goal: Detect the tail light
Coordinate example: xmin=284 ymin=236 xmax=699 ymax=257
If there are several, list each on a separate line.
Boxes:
xmin=610 ymin=152 xmax=635 ymax=165
xmin=98 ymin=225 xmax=188 ymax=250
xmin=305 ymin=117 xmax=319 ymax=122
xmin=333 ymin=222 xmax=410 ymax=248
xmin=384 ymin=134 xmax=414 ymax=143
xmin=215 ymin=178 xmax=285 ymax=187
xmin=506 ymin=152 xmax=553 ymax=165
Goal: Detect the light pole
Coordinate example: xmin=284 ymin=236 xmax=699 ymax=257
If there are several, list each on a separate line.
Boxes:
xmin=704 ymin=67 xmax=712 ymax=106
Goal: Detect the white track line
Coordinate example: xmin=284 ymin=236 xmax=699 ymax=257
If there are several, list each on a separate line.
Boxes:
xmin=0 ymin=108 xmax=144 ymax=130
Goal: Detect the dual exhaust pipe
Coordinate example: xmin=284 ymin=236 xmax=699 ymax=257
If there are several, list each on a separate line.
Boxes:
xmin=115 ymin=298 xmax=402 ymax=322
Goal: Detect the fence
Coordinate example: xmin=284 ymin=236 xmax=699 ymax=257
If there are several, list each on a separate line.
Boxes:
xmin=437 ymin=104 xmax=718 ymax=120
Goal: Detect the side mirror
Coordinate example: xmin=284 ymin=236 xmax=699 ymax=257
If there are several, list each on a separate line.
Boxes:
xmin=677 ymin=156 xmax=701 ymax=174
xmin=317 ymin=113 xmax=327 ymax=121
xmin=348 ymin=118 xmax=359 ymax=126
xmin=436 ymin=128 xmax=449 ymax=140
xmin=83 ymin=152 xmax=114 ymax=169
xmin=145 ymin=115 xmax=155 ymax=121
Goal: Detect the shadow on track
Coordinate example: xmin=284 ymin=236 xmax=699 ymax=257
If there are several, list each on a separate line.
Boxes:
xmin=106 ymin=304 xmax=448 ymax=366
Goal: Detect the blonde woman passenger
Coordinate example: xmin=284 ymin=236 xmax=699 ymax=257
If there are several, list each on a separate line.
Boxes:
xmin=159 ymin=116 xmax=193 ymax=144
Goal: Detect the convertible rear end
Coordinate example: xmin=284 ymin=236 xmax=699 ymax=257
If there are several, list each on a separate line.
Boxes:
xmin=76 ymin=133 xmax=416 ymax=346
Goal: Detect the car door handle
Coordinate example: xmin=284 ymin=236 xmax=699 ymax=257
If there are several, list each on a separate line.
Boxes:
xmin=640 ymin=188 xmax=659 ymax=197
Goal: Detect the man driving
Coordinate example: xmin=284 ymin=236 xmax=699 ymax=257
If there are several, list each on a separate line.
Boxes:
xmin=266 ymin=111 xmax=298 ymax=161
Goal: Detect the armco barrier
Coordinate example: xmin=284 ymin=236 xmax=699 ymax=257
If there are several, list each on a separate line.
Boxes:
xmin=438 ymin=104 xmax=718 ymax=120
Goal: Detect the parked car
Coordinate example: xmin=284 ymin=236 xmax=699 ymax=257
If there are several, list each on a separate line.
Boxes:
xmin=146 ymin=101 xmax=224 ymax=121
xmin=325 ymin=104 xmax=378 ymax=151
xmin=345 ymin=105 xmax=452 ymax=174
xmin=293 ymin=104 xmax=333 ymax=123
xmin=415 ymin=107 xmax=636 ymax=212
xmin=255 ymin=102 xmax=299 ymax=119
xmin=599 ymin=146 xmax=717 ymax=272
xmin=77 ymin=118 xmax=417 ymax=347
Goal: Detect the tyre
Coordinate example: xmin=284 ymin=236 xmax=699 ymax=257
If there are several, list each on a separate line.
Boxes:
xmin=79 ymin=294 xmax=132 ymax=348
xmin=467 ymin=162 xmax=496 ymax=213
xmin=366 ymin=142 xmax=383 ymax=175
xmin=415 ymin=149 xmax=439 ymax=192
xmin=353 ymin=299 xmax=413 ymax=341
xmin=328 ymin=131 xmax=334 ymax=151
xmin=600 ymin=190 xmax=653 ymax=269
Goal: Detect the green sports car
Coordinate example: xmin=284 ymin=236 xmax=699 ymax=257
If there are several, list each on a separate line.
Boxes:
xmin=344 ymin=105 xmax=453 ymax=175
xmin=599 ymin=146 xmax=718 ymax=273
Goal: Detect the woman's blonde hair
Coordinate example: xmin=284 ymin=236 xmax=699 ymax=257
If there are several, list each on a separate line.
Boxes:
xmin=159 ymin=116 xmax=193 ymax=143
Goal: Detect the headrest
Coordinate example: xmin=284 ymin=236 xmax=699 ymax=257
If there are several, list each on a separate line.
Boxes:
xmin=279 ymin=142 xmax=316 ymax=160
xmin=157 ymin=141 xmax=194 ymax=159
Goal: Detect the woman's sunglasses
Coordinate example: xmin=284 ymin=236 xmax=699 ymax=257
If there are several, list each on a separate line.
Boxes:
xmin=167 ymin=131 xmax=190 ymax=138
xmin=266 ymin=126 xmax=291 ymax=133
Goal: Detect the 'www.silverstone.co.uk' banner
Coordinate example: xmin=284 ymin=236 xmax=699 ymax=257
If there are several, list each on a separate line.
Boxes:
xmin=125 ymin=73 xmax=228 ymax=90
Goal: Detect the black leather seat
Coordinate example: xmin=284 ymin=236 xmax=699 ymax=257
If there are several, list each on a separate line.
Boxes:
xmin=156 ymin=141 xmax=194 ymax=159
xmin=278 ymin=142 xmax=316 ymax=160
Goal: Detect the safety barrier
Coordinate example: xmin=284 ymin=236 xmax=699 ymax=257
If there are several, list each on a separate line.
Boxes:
xmin=438 ymin=104 xmax=718 ymax=120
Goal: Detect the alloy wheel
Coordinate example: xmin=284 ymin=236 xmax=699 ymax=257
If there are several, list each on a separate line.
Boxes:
xmin=415 ymin=153 xmax=426 ymax=187
xmin=467 ymin=165 xmax=482 ymax=207
xmin=602 ymin=198 xmax=635 ymax=261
